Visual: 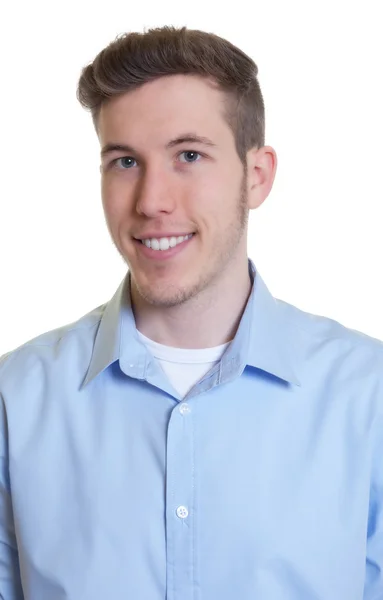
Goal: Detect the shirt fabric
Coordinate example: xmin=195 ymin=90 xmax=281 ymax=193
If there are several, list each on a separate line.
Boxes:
xmin=1 ymin=258 xmax=383 ymax=600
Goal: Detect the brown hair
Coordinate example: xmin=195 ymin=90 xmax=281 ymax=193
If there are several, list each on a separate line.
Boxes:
xmin=76 ymin=25 xmax=265 ymax=166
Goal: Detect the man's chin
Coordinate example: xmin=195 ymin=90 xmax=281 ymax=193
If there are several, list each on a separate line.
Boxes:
xmin=132 ymin=278 xmax=194 ymax=309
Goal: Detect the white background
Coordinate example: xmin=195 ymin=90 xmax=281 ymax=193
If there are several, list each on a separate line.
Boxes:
xmin=0 ymin=0 xmax=382 ymax=356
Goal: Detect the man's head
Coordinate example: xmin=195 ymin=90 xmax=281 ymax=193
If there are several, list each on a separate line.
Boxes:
xmin=77 ymin=26 xmax=276 ymax=308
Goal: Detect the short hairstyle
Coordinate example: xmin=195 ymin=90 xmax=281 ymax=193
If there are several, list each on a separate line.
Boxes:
xmin=76 ymin=25 xmax=265 ymax=166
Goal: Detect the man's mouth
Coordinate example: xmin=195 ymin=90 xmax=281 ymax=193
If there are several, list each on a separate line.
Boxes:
xmin=133 ymin=233 xmax=196 ymax=260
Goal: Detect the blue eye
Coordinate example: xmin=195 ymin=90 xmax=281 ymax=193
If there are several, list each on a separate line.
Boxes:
xmin=114 ymin=157 xmax=137 ymax=169
xmin=179 ymin=151 xmax=201 ymax=163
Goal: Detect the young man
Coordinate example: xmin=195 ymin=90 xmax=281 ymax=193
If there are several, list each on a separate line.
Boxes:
xmin=1 ymin=25 xmax=382 ymax=600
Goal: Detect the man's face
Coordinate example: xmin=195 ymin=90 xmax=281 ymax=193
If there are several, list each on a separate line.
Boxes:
xmin=98 ymin=74 xmax=250 ymax=308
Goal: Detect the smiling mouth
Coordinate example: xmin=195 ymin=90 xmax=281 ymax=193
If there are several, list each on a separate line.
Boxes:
xmin=133 ymin=233 xmax=196 ymax=260
xmin=137 ymin=233 xmax=195 ymax=250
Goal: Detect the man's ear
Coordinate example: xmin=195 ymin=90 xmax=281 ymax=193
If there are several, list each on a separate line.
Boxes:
xmin=246 ymin=145 xmax=278 ymax=210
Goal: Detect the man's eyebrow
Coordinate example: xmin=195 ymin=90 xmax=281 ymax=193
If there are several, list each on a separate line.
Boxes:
xmin=166 ymin=134 xmax=217 ymax=149
xmin=100 ymin=133 xmax=217 ymax=158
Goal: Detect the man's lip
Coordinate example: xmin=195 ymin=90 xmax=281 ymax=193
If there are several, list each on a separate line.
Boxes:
xmin=133 ymin=232 xmax=195 ymax=240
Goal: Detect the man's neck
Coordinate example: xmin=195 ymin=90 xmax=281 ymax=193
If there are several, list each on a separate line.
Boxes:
xmin=130 ymin=258 xmax=253 ymax=350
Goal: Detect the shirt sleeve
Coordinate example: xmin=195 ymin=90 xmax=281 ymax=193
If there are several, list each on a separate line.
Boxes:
xmin=0 ymin=394 xmax=24 ymax=599
xmin=365 ymin=411 xmax=383 ymax=598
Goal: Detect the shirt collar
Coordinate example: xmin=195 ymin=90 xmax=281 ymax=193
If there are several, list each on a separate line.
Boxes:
xmin=244 ymin=259 xmax=301 ymax=386
xmin=82 ymin=258 xmax=301 ymax=389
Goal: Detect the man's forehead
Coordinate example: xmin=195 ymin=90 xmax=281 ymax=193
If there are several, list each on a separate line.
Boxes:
xmin=97 ymin=78 xmax=231 ymax=150
xmin=100 ymin=75 xmax=225 ymax=119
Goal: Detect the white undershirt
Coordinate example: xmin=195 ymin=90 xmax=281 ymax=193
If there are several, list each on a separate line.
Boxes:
xmin=136 ymin=329 xmax=231 ymax=398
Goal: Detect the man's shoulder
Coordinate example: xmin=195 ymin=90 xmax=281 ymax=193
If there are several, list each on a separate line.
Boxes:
xmin=276 ymin=296 xmax=383 ymax=353
xmin=0 ymin=302 xmax=107 ymax=387
xmin=275 ymin=297 xmax=383 ymax=404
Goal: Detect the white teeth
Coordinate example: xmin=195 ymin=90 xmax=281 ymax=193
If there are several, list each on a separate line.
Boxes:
xmin=141 ymin=234 xmax=193 ymax=250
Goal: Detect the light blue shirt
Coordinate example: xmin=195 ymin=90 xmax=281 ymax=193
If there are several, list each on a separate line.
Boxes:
xmin=1 ymin=258 xmax=383 ymax=600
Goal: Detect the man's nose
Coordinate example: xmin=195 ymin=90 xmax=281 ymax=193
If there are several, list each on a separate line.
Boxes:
xmin=135 ymin=166 xmax=176 ymax=217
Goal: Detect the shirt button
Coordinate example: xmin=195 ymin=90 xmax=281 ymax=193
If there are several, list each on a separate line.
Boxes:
xmin=176 ymin=506 xmax=189 ymax=519
xmin=179 ymin=402 xmax=191 ymax=415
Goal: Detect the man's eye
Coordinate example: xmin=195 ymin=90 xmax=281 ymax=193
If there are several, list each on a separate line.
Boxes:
xmin=179 ymin=150 xmax=201 ymax=163
xmin=112 ymin=157 xmax=136 ymax=169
